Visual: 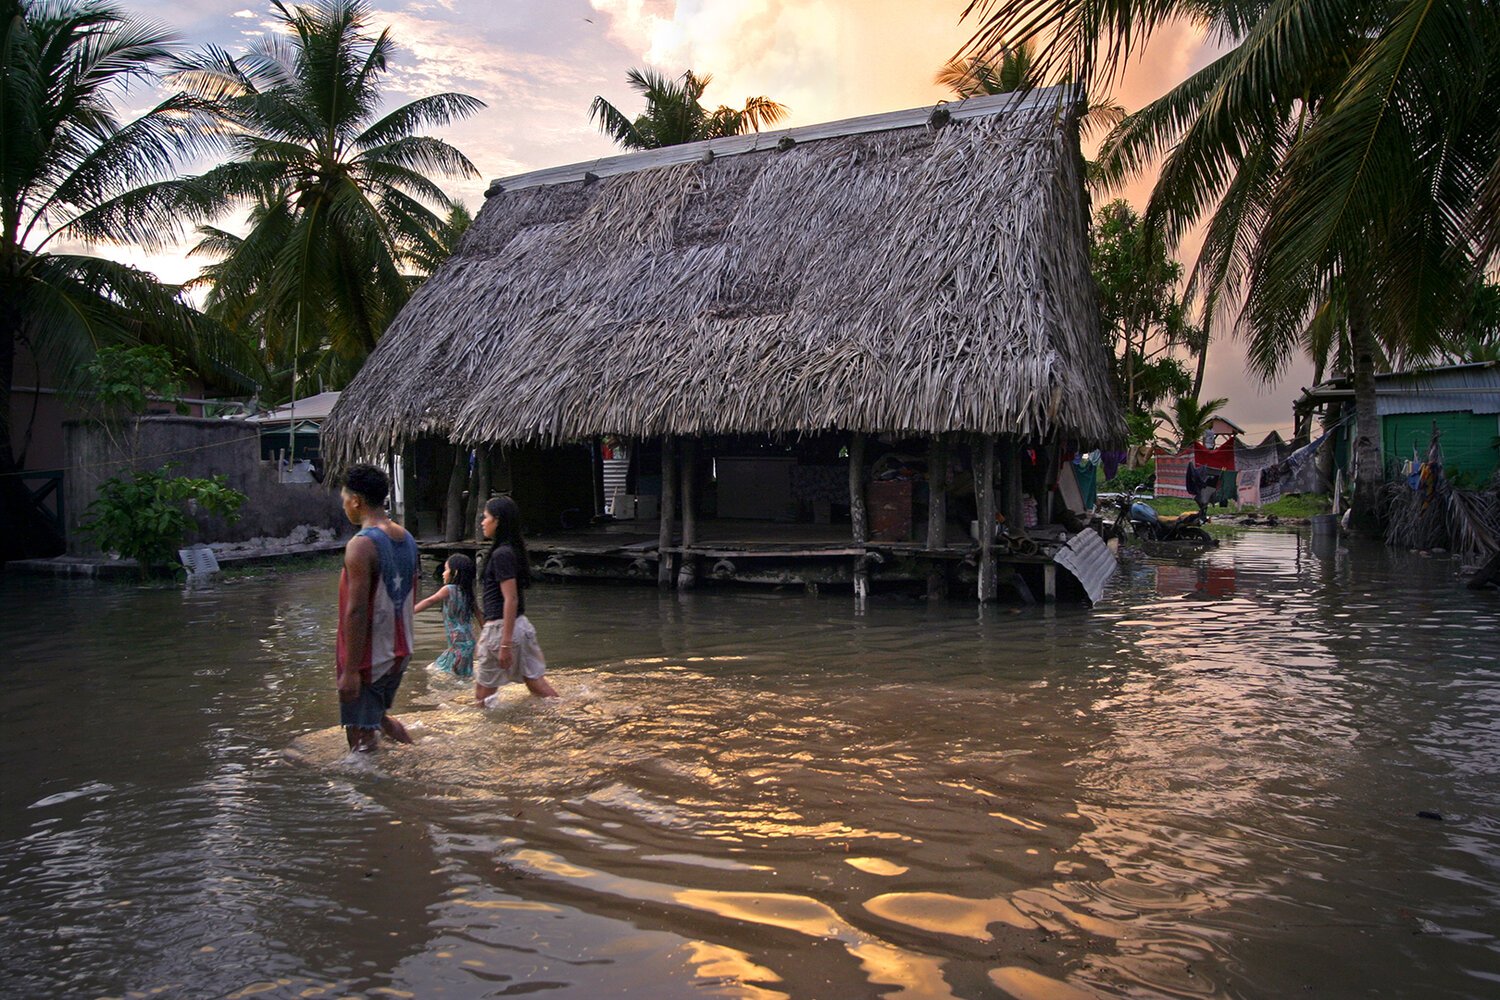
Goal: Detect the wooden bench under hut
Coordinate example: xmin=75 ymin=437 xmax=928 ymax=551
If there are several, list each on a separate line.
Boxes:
xmin=323 ymin=86 xmax=1125 ymax=603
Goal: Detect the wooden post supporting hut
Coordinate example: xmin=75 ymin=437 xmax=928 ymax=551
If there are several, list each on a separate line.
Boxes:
xmin=658 ymin=437 xmax=677 ymax=587
xmin=849 ymin=432 xmax=869 ymax=602
xmin=975 ymin=434 xmax=998 ymax=602
xmin=926 ymin=434 xmax=948 ymax=600
xmin=677 ymin=437 xmax=698 ymax=590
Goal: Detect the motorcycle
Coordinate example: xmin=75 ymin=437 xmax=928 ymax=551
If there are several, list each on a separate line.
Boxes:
xmin=1108 ymin=489 xmax=1216 ymax=545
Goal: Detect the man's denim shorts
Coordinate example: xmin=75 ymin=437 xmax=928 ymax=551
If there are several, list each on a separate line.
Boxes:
xmin=340 ymin=670 xmax=403 ymax=730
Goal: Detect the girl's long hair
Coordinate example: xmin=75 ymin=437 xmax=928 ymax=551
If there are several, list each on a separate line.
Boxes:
xmin=484 ymin=495 xmax=531 ymax=588
xmin=445 ymin=553 xmax=478 ymax=618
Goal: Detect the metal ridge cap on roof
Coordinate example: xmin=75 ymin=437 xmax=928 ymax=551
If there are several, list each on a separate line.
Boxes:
xmin=1374 ymin=360 xmax=1499 ymax=379
xmin=1296 ymin=358 xmax=1494 ymax=392
xmin=485 ymin=84 xmax=1081 ymax=197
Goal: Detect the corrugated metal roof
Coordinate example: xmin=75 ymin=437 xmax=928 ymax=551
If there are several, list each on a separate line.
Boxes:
xmin=247 ymin=390 xmax=341 ymax=425
xmin=1297 ymin=362 xmax=1500 ymax=415
xmin=1374 ymin=364 xmax=1500 ymax=416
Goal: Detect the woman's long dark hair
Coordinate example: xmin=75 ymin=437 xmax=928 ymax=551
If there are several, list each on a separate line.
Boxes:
xmin=485 ymin=495 xmax=531 ymax=588
xmin=445 ymin=553 xmax=478 ymax=618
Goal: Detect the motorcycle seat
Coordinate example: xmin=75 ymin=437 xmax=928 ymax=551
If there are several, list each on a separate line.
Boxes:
xmin=1154 ymin=513 xmax=1199 ymax=527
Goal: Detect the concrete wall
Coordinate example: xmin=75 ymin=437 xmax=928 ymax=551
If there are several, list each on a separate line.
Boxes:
xmin=64 ymin=416 xmax=347 ymax=555
xmin=11 ymin=343 xmax=209 ymax=477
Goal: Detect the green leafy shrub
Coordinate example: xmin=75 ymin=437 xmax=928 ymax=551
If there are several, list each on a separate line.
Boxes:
xmin=1125 ymin=411 xmax=1159 ymax=448
xmin=1103 ymin=461 xmax=1155 ymax=494
xmin=78 ymin=346 xmax=246 ymax=575
xmin=82 ymin=466 xmax=246 ymax=574
xmin=86 ymin=345 xmax=188 ymax=418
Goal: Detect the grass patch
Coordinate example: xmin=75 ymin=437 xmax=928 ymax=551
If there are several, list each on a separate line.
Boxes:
xmin=1135 ymin=496 xmax=1199 ymax=516
xmin=1254 ymin=494 xmax=1332 ymax=518
xmin=1123 ymin=493 xmax=1332 ymax=519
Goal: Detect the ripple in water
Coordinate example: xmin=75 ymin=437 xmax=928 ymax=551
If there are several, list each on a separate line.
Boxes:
xmin=2 ymin=530 xmax=1499 ymax=997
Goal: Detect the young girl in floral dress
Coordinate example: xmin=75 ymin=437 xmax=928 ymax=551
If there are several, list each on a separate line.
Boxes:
xmin=415 ymin=553 xmax=479 ymax=680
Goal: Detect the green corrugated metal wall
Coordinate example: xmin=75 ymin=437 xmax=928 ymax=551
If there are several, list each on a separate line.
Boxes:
xmin=1382 ymin=411 xmax=1500 ymax=481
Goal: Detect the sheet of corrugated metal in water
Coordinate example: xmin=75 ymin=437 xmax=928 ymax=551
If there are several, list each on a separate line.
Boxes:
xmin=1053 ymin=529 xmax=1118 ymax=604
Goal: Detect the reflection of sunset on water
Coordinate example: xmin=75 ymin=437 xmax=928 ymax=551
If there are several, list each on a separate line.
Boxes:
xmin=508 ymin=848 xmax=956 ymax=998
xmin=1154 ymin=563 xmax=1237 ymax=597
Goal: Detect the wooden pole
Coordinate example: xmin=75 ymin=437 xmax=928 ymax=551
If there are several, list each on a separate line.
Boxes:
xmin=473 ymin=447 xmax=491 ymax=542
xmin=849 ymin=431 xmax=868 ymax=602
xmin=492 ymin=444 xmax=512 ymax=495
xmin=678 ymin=437 xmax=698 ymax=590
xmin=443 ymin=445 xmax=467 ymax=542
xmin=1001 ymin=436 xmax=1023 ymax=535
xmin=926 ymin=434 xmax=947 ymax=600
xmin=976 ymin=434 xmax=997 ymax=602
xmin=1042 ymin=436 xmax=1060 ymax=528
xmin=589 ymin=438 xmax=606 ymax=517
xmin=657 ymin=436 xmax=677 ymax=587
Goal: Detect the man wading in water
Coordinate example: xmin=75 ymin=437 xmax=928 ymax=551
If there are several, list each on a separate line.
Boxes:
xmin=336 ymin=464 xmax=418 ymax=752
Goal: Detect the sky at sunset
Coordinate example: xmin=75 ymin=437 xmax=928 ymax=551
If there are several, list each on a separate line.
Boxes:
xmin=114 ymin=0 xmax=1310 ymax=439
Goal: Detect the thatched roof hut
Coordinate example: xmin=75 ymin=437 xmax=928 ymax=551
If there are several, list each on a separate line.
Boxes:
xmin=324 ymin=85 xmax=1122 ymax=462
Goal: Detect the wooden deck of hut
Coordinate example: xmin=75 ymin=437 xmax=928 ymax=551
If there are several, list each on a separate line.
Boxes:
xmin=326 ymin=86 xmax=1126 ymax=603
xmin=420 ymin=512 xmax=1074 ymax=602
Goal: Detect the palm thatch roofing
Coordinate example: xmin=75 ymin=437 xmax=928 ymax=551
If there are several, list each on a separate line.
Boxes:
xmin=325 ymin=85 xmax=1123 ymax=462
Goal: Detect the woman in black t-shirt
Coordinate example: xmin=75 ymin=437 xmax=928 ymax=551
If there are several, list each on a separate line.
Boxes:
xmin=474 ymin=496 xmax=558 ymax=702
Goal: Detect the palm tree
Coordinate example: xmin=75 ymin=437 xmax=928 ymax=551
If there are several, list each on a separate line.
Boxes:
xmin=172 ymin=0 xmax=483 ymax=400
xmin=936 ymin=42 xmax=1039 ymax=99
xmin=1444 ymin=283 xmax=1500 ymax=364
xmin=0 ymin=0 xmax=236 ymax=558
xmin=1153 ymin=395 xmax=1230 ymax=452
xmin=404 ymin=203 xmax=473 ymax=281
xmin=935 ymin=41 xmax=1124 ymax=140
xmin=963 ymin=0 xmax=1499 ymax=532
xmin=590 ymin=69 xmax=787 ymax=150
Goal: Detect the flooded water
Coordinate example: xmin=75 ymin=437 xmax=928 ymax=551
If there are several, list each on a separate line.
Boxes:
xmin=3 ymin=530 xmax=1499 ymax=999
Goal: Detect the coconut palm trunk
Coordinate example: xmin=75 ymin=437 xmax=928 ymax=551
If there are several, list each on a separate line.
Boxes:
xmin=1349 ymin=307 xmax=1385 ymax=534
xmin=1192 ymin=339 xmax=1208 ymax=399
xmin=0 ymin=308 xmax=48 ymax=557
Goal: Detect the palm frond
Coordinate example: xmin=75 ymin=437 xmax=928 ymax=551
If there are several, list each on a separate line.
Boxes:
xmin=355 ymin=160 xmax=454 ymax=211
xmin=1181 ymin=113 xmax=1285 ymax=332
xmin=354 ymin=92 xmax=486 ymax=151
xmin=1248 ymin=0 xmax=1484 ymax=344
xmin=168 ymin=43 xmax=258 ymax=102
xmin=589 ymin=95 xmax=645 ymax=149
xmin=24 ymin=251 xmax=258 ymax=392
xmin=1092 ymin=50 xmax=1231 ymax=195
xmin=959 ymin=0 xmax=1251 ymax=90
xmin=355 ymin=134 xmax=477 ymax=182
xmin=737 ymin=95 xmax=788 ymax=132
xmin=40 ymin=94 xmax=230 ymax=239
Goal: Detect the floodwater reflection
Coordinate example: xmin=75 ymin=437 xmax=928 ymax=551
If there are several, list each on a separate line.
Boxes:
xmin=2 ymin=530 xmax=1498 ymax=999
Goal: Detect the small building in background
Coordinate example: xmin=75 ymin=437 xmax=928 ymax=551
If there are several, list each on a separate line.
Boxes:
xmin=246 ymin=390 xmax=341 ymax=473
xmin=1295 ymin=362 xmax=1500 ymax=482
xmin=1204 ymin=416 xmax=1245 ymax=449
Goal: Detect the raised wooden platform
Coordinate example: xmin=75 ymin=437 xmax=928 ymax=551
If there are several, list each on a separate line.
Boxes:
xmin=422 ymin=520 xmax=1077 ymax=602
